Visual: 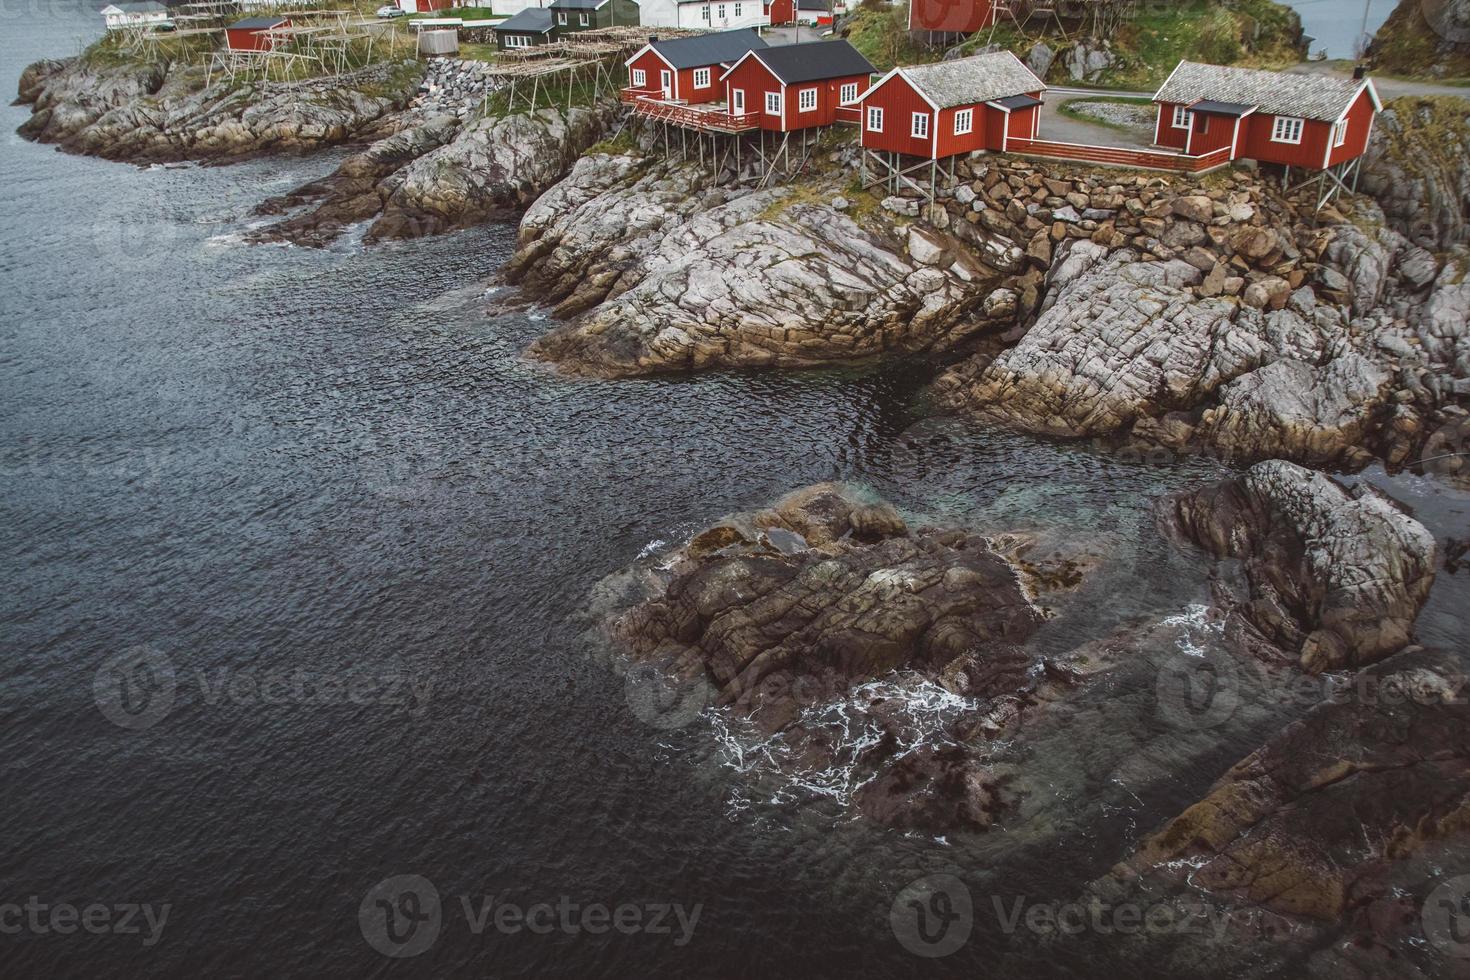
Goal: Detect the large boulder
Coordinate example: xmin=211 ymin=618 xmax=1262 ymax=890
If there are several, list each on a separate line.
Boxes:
xmin=1163 ymin=460 xmax=1436 ymax=673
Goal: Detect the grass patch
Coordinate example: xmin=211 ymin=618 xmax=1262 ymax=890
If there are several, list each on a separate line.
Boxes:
xmin=585 ymin=130 xmax=640 ymax=155
xmin=479 ymin=74 xmax=607 ymax=117
xmin=843 ymin=2 xmax=941 ymax=71
xmin=1099 ymin=0 xmax=1305 ymax=89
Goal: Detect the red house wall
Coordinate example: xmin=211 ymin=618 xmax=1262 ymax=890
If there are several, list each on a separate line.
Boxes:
xmin=727 ymin=59 xmax=870 ymax=131
xmin=1326 ymin=87 xmax=1375 ymax=167
xmin=909 ymin=0 xmax=994 ymax=33
xmin=416 ymin=0 xmax=451 ymax=11
xmin=1184 ymin=112 xmax=1235 ymax=155
xmin=627 ymin=49 xmax=672 ymax=95
xmin=1238 ymin=113 xmax=1331 ymax=168
xmin=933 ymin=104 xmax=986 ymax=156
xmin=1005 ymin=100 xmax=1039 ymax=143
xmin=677 ymin=65 xmax=729 ymax=104
xmin=1154 ymin=101 xmax=1189 ymax=149
xmin=860 ymin=74 xmax=937 ymax=158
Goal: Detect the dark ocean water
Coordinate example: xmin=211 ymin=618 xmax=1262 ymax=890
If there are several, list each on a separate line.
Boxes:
xmin=3 ymin=5 xmax=1469 ymax=978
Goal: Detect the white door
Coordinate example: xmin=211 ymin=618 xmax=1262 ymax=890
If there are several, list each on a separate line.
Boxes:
xmin=731 ymin=88 xmax=744 ymax=114
xmin=660 ymin=70 xmax=672 ymax=99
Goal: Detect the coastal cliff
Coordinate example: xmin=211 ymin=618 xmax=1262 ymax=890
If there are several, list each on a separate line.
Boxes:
xmin=506 ymin=104 xmax=1469 ymax=475
xmin=14 ymin=56 xmax=420 ymax=163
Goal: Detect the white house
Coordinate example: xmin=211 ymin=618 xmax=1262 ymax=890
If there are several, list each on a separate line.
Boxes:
xmin=100 ymin=2 xmax=170 ymax=30
xmin=637 ymin=0 xmax=768 ymax=30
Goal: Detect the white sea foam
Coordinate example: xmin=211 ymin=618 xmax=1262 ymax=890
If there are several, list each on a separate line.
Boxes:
xmin=704 ymin=672 xmax=980 ymax=812
xmin=1160 ymin=603 xmax=1223 ymax=657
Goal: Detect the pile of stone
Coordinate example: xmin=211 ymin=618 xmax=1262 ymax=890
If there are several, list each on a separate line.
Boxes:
xmin=412 ymin=58 xmax=501 ymax=117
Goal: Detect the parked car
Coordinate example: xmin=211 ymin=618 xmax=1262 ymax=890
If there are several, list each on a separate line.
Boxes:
xmin=375 ymin=5 xmax=407 ymax=17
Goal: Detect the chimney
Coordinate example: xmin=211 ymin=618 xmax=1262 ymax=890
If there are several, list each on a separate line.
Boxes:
xmin=648 ymin=34 xmax=658 ymax=43
xmin=1352 ymin=64 xmax=1367 ymax=79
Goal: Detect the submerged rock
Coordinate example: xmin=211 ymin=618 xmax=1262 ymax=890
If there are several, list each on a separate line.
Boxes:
xmin=1163 ymin=460 xmax=1436 ymax=673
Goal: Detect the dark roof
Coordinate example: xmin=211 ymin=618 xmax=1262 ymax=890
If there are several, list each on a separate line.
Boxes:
xmin=1189 ymin=98 xmax=1254 ymax=116
xmin=991 ymin=93 xmax=1042 ymax=110
xmin=549 ymin=0 xmax=606 ymax=8
xmin=649 ymin=28 xmax=767 ymax=69
xmin=229 ymin=15 xmax=287 ymax=29
xmin=495 ymin=7 xmax=555 ymax=32
xmin=796 ymin=0 xmax=830 ymax=8
xmin=746 ymin=40 xmax=873 ymax=85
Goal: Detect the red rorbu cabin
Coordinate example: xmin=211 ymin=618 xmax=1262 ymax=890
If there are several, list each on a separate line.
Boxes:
xmin=624 ymin=29 xmax=769 ymax=105
xmin=857 ymin=51 xmax=1045 ymax=161
xmin=720 ymin=40 xmax=874 ymax=132
xmin=908 ymin=0 xmax=995 ymax=36
xmin=226 ymin=16 xmax=291 ymax=52
xmin=1152 ymin=61 xmax=1381 ymax=171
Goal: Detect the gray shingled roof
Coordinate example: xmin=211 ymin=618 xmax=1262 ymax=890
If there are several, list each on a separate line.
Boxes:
xmin=897 ymin=51 xmax=1044 ymax=110
xmin=650 ymin=29 xmax=767 ymax=70
xmin=496 ymin=7 xmax=555 ymax=32
xmin=1154 ymin=62 xmax=1367 ymax=123
xmin=748 ymin=40 xmax=874 ymax=85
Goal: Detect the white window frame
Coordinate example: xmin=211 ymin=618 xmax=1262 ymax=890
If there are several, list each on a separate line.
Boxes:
xmin=578 ymin=11 xmax=588 ymax=24
xmin=866 ymin=106 xmax=882 ymax=132
xmin=1171 ymin=105 xmax=1191 ymax=129
xmin=693 ymin=67 xmax=711 ymax=89
xmin=798 ymin=87 xmax=817 ymax=112
xmin=631 ymin=68 xmax=646 ymax=87
xmin=700 ymin=3 xmax=709 ymax=19
xmin=911 ymin=111 xmax=929 ymax=139
xmin=717 ymin=2 xmax=725 ymax=17
xmin=953 ymin=108 xmax=972 ymax=135
xmin=839 ymin=82 xmax=858 ymax=105
xmin=504 ymin=34 xmax=529 ymax=48
xmin=556 ymin=11 xmax=567 ymax=24
xmin=1271 ymin=115 xmax=1304 ymax=144
xmin=765 ymin=91 xmax=782 ymax=115
xmin=734 ymin=1 xmax=741 ymax=15
xmin=1332 ymin=118 xmax=1348 ymax=147
xmin=731 ymin=87 xmax=745 ymax=114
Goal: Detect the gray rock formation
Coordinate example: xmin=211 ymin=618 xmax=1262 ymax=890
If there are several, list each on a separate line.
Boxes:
xmin=16 ymin=56 xmax=417 ymax=163
xmin=510 ymin=153 xmax=1017 ymax=376
xmin=1360 ymin=97 xmax=1470 ymax=250
xmin=1163 ymin=459 xmax=1436 ymax=672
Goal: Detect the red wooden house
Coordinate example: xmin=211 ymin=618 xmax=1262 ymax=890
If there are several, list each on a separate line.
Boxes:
xmin=908 ymin=0 xmax=995 ymax=35
xmin=856 ymin=51 xmax=1044 ymax=160
xmin=226 ymin=15 xmax=291 ymax=52
xmin=624 ymin=29 xmax=768 ymax=105
xmin=1152 ymin=61 xmax=1381 ymax=171
xmin=720 ymin=40 xmax=874 ymax=132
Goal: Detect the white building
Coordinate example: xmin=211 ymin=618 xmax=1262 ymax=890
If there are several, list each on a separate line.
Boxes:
xmin=637 ymin=0 xmax=768 ymax=30
xmin=100 ymin=2 xmax=170 ymax=30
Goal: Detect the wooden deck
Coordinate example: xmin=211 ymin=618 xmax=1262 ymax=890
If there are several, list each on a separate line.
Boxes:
xmin=1004 ymin=137 xmax=1234 ymax=173
xmin=620 ymin=89 xmax=759 ymax=134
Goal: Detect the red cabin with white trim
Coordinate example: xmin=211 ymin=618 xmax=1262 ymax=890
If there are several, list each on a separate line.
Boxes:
xmin=856 ymin=51 xmax=1045 ymax=160
xmin=624 ymin=29 xmax=768 ymax=105
xmin=720 ymin=40 xmax=874 ymax=132
xmin=1152 ymin=61 xmax=1381 ymax=170
xmin=226 ymin=15 xmax=291 ymax=52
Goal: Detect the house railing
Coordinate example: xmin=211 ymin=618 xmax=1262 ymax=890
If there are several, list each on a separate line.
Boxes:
xmin=619 ymin=86 xmax=660 ymax=104
xmin=1004 ymin=137 xmax=1234 ymax=173
xmin=624 ymin=95 xmax=760 ymax=133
